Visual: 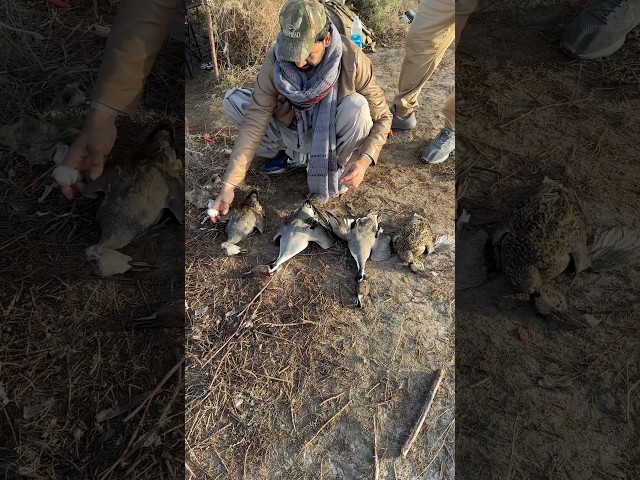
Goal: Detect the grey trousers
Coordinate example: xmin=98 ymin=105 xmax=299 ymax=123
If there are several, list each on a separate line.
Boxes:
xmin=223 ymin=88 xmax=373 ymax=167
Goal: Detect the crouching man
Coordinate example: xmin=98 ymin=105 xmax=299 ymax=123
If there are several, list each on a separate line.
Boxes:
xmin=210 ymin=0 xmax=391 ymax=220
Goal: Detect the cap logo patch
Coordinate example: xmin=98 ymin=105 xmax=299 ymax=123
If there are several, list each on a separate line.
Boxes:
xmin=283 ymin=24 xmax=301 ymax=38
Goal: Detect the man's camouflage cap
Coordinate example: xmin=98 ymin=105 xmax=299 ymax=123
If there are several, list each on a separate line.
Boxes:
xmin=277 ymin=0 xmax=328 ymax=62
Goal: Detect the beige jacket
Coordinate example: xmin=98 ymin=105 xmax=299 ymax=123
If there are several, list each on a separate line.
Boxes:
xmin=223 ymin=36 xmax=392 ymax=186
xmin=92 ymin=0 xmax=183 ymax=115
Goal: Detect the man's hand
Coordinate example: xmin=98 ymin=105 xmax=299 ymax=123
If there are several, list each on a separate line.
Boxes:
xmin=339 ymin=155 xmax=371 ymax=190
xmin=209 ymin=183 xmax=235 ymax=223
xmin=58 ymin=109 xmax=117 ymax=200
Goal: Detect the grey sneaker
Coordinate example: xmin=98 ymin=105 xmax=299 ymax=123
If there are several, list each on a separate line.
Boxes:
xmin=391 ymin=104 xmax=417 ymax=130
xmin=561 ymin=0 xmax=640 ymax=59
xmin=422 ymin=128 xmax=454 ymax=164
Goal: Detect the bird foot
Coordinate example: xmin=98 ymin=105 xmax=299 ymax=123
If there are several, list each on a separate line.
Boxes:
xmin=85 ymin=245 xmax=135 ymax=276
xmin=221 ymin=242 xmax=245 ymax=256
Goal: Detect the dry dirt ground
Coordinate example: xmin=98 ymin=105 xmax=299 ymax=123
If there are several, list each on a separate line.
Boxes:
xmin=0 ymin=2 xmax=184 ymax=478
xmin=185 ymin=42 xmax=456 ymax=478
xmin=456 ymin=1 xmax=640 ymax=478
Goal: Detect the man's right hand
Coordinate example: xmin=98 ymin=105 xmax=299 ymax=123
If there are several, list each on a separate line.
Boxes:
xmin=209 ymin=183 xmax=235 ymax=223
xmin=58 ymin=109 xmax=117 ymax=200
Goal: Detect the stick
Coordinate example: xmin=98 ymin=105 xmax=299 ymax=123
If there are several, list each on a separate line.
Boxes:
xmin=401 ymin=368 xmax=444 ymax=458
xmin=302 ymin=400 xmax=351 ymax=451
xmin=205 ymin=2 xmax=220 ymax=82
xmin=0 ymin=21 xmax=45 ymax=40
xmin=123 ymin=356 xmax=185 ymax=422
xmin=373 ymin=415 xmax=380 ymax=480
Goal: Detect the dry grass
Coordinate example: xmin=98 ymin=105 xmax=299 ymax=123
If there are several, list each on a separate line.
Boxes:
xmin=1 ymin=1 xmax=184 ymax=478
xmin=189 ymin=0 xmax=281 ymax=71
xmin=184 ymin=248 xmax=354 ymax=476
xmin=190 ymin=0 xmax=418 ymax=78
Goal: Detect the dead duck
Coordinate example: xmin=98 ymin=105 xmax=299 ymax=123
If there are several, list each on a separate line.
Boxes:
xmin=242 ymin=200 xmax=335 ymax=276
xmin=83 ymin=123 xmax=184 ymax=276
xmin=220 ymin=190 xmax=265 ymax=256
xmin=325 ymin=211 xmax=391 ymax=307
xmin=393 ymin=213 xmax=434 ymax=272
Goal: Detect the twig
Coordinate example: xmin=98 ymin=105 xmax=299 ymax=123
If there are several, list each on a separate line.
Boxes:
xmin=0 ymin=21 xmax=45 ymax=40
xmin=302 ymin=400 xmax=352 ymax=451
xmin=401 ymin=368 xmax=444 ymax=458
xmin=97 ymin=357 xmax=185 ymax=479
xmin=319 ymin=391 xmax=345 ymax=407
xmin=626 ymin=378 xmax=640 ymax=423
xmin=200 ymin=275 xmax=275 ymax=368
xmin=158 ymin=367 xmax=182 ymax=427
xmin=500 ymin=98 xmax=591 ymax=128
xmin=124 ymin=356 xmax=185 ymax=422
xmin=506 ymin=414 xmax=520 ymax=480
xmin=373 ymin=415 xmax=380 ymax=480
xmin=97 ymin=396 xmax=153 ymax=480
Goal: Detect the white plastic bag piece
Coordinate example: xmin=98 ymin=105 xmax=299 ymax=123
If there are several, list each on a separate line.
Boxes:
xmin=52 ymin=165 xmax=80 ymax=185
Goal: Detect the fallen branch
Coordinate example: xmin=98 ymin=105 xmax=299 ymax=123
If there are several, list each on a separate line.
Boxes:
xmin=401 ymin=368 xmax=444 ymax=458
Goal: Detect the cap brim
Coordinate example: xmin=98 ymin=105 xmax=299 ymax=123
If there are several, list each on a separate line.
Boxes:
xmin=276 ymin=32 xmax=311 ymax=62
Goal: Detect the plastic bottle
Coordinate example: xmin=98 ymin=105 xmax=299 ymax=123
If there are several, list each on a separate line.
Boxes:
xmin=350 ymin=15 xmax=363 ymax=48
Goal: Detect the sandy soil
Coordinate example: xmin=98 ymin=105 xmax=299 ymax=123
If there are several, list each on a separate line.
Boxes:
xmin=184 ymin=42 xmax=457 ymax=478
xmin=456 ymin=2 xmax=640 ymax=478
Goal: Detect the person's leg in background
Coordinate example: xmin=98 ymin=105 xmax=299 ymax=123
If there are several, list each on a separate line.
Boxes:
xmin=391 ymin=0 xmax=455 ymax=131
xmin=561 ymin=0 xmax=640 ymax=60
xmin=423 ymin=0 xmax=477 ymax=164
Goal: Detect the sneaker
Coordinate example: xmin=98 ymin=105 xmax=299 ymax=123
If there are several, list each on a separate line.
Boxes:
xmin=422 ymin=128 xmax=455 ymax=164
xmin=391 ymin=104 xmax=417 ymax=130
xmin=561 ymin=0 xmax=640 ymax=59
xmin=261 ymin=150 xmax=305 ymax=175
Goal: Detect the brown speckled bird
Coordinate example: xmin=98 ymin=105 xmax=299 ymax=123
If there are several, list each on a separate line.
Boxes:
xmin=497 ymin=177 xmax=588 ymax=324
xmin=83 ymin=123 xmax=184 ymax=276
xmin=221 ymin=191 xmax=265 ymax=256
xmin=393 ymin=213 xmax=434 ymax=272
xmin=500 ymin=179 xmax=587 ymax=292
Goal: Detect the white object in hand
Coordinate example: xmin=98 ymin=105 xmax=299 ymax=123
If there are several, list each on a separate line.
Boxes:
xmin=208 ymin=208 xmax=219 ymax=218
xmin=52 ymin=165 xmax=80 ymax=185
xmin=52 ymin=143 xmax=69 ymax=165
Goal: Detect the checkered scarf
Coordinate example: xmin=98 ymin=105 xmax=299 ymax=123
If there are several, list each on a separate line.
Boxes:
xmin=273 ymin=23 xmax=342 ymax=203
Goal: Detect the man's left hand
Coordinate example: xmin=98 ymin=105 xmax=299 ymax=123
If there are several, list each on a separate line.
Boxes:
xmin=340 ymin=155 xmax=371 ymax=190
